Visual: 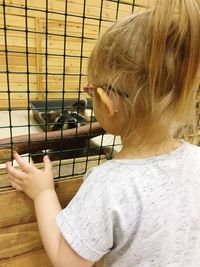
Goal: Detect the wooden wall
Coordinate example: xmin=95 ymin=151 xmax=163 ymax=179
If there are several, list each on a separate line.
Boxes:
xmin=0 ymin=0 xmax=145 ymax=108
xmin=0 ymin=176 xmax=82 ymax=267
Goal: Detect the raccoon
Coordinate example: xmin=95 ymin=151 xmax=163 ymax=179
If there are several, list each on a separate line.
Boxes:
xmin=31 ymin=99 xmax=114 ymax=163
xmin=39 ymin=99 xmax=89 ymax=132
xmin=39 ymin=109 xmax=78 ymax=131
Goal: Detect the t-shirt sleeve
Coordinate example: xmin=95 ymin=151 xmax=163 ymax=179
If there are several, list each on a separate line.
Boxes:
xmin=56 ymin=167 xmax=114 ymax=262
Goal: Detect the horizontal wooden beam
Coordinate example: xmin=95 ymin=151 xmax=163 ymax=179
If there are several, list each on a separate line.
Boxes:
xmin=0 ymin=122 xmax=105 ymax=163
xmin=0 ymin=248 xmax=52 ymax=267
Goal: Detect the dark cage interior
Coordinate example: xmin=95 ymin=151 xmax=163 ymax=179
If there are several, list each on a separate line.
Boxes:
xmin=0 ymin=0 xmax=200 ymax=188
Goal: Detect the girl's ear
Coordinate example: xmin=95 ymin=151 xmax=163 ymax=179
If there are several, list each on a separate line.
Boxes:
xmin=96 ymin=87 xmax=118 ymax=117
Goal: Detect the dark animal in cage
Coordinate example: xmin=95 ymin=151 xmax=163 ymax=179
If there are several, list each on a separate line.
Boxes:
xmin=39 ymin=99 xmax=89 ymax=131
xmin=39 ymin=110 xmax=78 ymax=131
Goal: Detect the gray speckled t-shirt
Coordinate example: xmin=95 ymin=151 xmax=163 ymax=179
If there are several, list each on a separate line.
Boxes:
xmin=56 ymin=142 xmax=200 ymax=267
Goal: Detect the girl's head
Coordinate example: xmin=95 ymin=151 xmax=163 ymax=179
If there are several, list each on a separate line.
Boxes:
xmin=87 ymin=0 xmax=200 ymax=144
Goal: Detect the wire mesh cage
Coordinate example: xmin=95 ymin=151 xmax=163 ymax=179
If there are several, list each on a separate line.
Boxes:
xmin=0 ymin=0 xmax=143 ymax=187
xmin=0 ymin=0 xmax=200 ymax=189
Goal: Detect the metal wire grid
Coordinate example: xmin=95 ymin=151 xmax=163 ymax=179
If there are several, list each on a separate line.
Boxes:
xmin=0 ymin=0 xmax=137 ymax=184
xmin=1 ymin=0 xmax=198 ymax=186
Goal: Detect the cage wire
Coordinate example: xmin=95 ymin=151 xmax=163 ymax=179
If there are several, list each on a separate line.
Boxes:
xmin=0 ymin=0 xmax=199 ymax=188
xmin=0 ymin=0 xmax=140 ymax=187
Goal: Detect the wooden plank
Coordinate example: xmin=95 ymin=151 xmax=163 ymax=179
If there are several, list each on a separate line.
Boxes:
xmin=0 ymin=63 xmax=86 ymax=75
xmin=0 ymin=93 xmax=38 ymax=101
xmin=0 ymin=53 xmax=36 ymax=68
xmin=0 ymin=51 xmax=88 ymax=68
xmin=0 ymin=176 xmax=83 ymax=228
xmin=0 ymin=6 xmax=3 ymax=26
xmin=0 ymin=45 xmax=36 ymax=53
xmin=0 ymin=249 xmax=52 ymax=267
xmin=4 ymin=0 xmax=134 ymax=13
xmin=4 ymin=0 xmax=133 ymax=20
xmin=0 ymin=83 xmax=37 ymax=92
xmin=39 ymin=17 xmax=106 ymax=39
xmin=0 ymin=14 xmax=36 ymax=30
xmin=0 ymin=78 xmax=87 ymax=91
xmin=0 ymin=73 xmax=37 ymax=84
xmin=0 ymin=222 xmax=42 ymax=259
xmin=3 ymin=85 xmax=80 ymax=94
xmin=0 ymin=11 xmax=110 ymax=40
xmin=0 ymin=41 xmax=94 ymax=58
xmin=0 ymin=34 xmax=36 ymax=49
xmin=0 ymin=74 xmax=87 ymax=86
xmin=0 ymin=248 xmax=99 ymax=267
xmin=39 ymin=35 xmax=96 ymax=54
xmin=0 ymin=28 xmax=36 ymax=40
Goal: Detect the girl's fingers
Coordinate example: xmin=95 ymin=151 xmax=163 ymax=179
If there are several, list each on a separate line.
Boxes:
xmin=6 ymin=162 xmax=27 ymax=180
xmin=8 ymin=175 xmax=24 ymax=186
xmin=9 ymin=178 xmax=24 ymax=191
xmin=43 ymin=155 xmax=52 ymax=172
xmin=14 ymin=153 xmax=35 ymax=173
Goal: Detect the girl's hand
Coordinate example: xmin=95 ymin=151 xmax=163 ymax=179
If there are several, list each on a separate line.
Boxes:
xmin=6 ymin=153 xmax=55 ymax=201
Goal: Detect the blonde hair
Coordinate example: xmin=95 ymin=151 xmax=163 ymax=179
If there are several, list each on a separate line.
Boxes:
xmin=88 ymin=0 xmax=200 ymax=143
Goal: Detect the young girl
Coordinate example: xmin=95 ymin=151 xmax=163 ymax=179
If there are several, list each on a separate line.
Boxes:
xmin=6 ymin=0 xmax=200 ymax=266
